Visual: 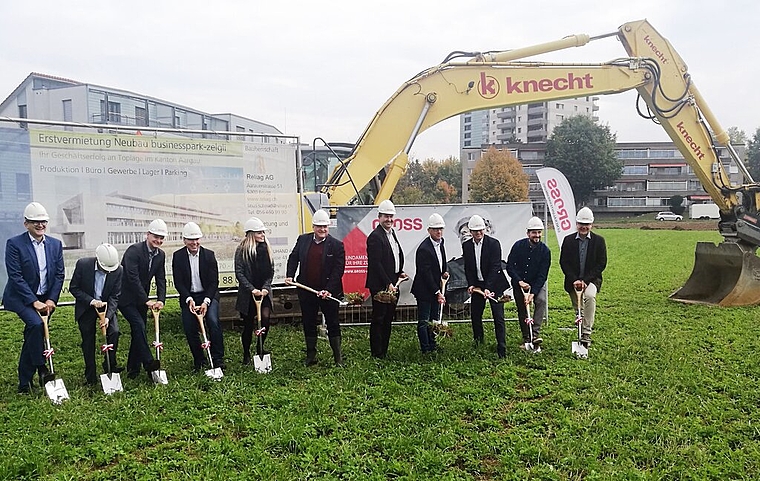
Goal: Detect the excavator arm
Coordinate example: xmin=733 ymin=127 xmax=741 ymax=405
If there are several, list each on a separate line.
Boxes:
xmin=322 ymin=19 xmax=760 ymax=305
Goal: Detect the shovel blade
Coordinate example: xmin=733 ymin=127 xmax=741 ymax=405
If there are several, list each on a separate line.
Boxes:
xmin=572 ymin=341 xmax=589 ymax=359
xmin=671 ymin=241 xmax=760 ymax=306
xmin=100 ymin=373 xmax=123 ymax=394
xmin=204 ymin=368 xmax=224 ymax=381
xmin=253 ymin=354 xmax=272 ymax=374
xmin=44 ymin=378 xmax=70 ymax=404
xmin=150 ymin=369 xmax=169 ymax=385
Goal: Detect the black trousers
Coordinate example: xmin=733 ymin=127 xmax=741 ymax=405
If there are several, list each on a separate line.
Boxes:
xmin=77 ymin=313 xmax=120 ymax=383
xmin=369 ymin=296 xmax=397 ymax=358
xmin=299 ymin=292 xmax=340 ymax=338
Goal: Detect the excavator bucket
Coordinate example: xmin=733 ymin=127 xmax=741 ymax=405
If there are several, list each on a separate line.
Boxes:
xmin=670 ymin=242 xmax=760 ymax=306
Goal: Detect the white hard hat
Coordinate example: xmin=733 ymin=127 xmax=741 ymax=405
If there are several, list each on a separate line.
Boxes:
xmin=182 ymin=222 xmax=203 ymax=239
xmin=527 ymin=216 xmax=545 ymax=231
xmin=576 ymin=207 xmax=595 ymax=224
xmin=378 ymin=199 xmax=396 ymax=215
xmin=95 ymin=243 xmax=120 ymax=272
xmin=24 ymin=202 xmax=50 ymax=222
xmin=244 ymin=217 xmax=266 ymax=232
xmin=467 ymin=214 xmax=486 ymax=231
xmin=148 ymin=219 xmax=168 ymax=237
xmin=428 ymin=213 xmax=446 ymax=229
xmin=312 ymin=209 xmax=331 ymax=226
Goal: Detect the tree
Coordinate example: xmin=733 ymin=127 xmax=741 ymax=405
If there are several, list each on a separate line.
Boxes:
xmin=392 ymin=156 xmax=462 ymax=204
xmin=727 ymin=126 xmax=747 ymax=145
xmin=468 ymin=147 xmax=529 ymax=203
xmin=668 ymin=195 xmax=685 ymax=215
xmin=747 ymin=127 xmax=760 ymax=180
xmin=544 ymin=116 xmax=621 ymax=206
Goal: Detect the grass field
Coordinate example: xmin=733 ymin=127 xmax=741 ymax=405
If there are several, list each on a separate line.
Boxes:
xmin=1 ymin=228 xmax=759 ymax=480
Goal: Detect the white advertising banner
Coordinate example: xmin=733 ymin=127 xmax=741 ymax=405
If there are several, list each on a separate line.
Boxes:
xmin=536 ymin=167 xmax=576 ymax=249
xmin=334 ymin=203 xmax=533 ymax=306
xmin=4 ymin=128 xmax=300 ymax=292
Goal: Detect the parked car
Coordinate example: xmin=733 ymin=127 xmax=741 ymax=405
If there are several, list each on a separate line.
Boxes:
xmin=656 ymin=211 xmax=683 ymax=221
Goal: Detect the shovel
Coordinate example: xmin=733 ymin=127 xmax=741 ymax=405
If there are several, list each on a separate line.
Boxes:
xmin=521 ymin=286 xmax=540 ymax=353
xmin=286 ymin=280 xmax=348 ymax=306
xmin=95 ymin=305 xmax=123 ymax=394
xmin=149 ymin=306 xmax=169 ymax=385
xmin=571 ymin=287 xmax=589 ymax=359
xmin=40 ymin=310 xmax=70 ymax=404
xmin=252 ymin=293 xmax=272 ymax=374
xmin=195 ymin=309 xmax=224 ymax=381
xmin=433 ymin=276 xmax=448 ymax=327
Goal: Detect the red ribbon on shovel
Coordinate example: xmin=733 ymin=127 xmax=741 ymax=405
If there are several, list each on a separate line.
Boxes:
xmin=152 ymin=341 xmax=164 ymax=350
xmin=575 ymin=314 xmax=583 ymax=325
xmin=101 ymin=343 xmax=114 ymax=353
xmin=255 ymin=327 xmax=267 ymax=337
xmin=43 ymin=348 xmax=55 ymax=359
xmin=201 ymin=341 xmax=211 ymax=349
xmin=525 ymin=316 xmax=534 ymax=325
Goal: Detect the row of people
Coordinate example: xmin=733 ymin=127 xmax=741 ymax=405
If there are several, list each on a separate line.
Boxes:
xmin=365 ymin=200 xmax=606 ymax=359
xmin=3 ymin=201 xmax=606 ymax=393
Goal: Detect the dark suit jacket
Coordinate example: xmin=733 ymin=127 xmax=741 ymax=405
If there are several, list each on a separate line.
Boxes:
xmin=2 ymin=232 xmax=65 ymax=312
xmin=119 ymin=240 xmax=166 ymax=307
xmin=286 ymin=233 xmax=345 ymax=296
xmin=69 ymin=257 xmax=122 ymax=323
xmin=559 ymin=232 xmax=607 ymax=293
xmin=365 ymin=224 xmax=404 ymax=293
xmin=463 ymin=235 xmax=509 ymax=295
xmin=411 ymin=237 xmax=447 ymax=300
xmin=172 ymin=246 xmax=219 ymax=307
xmin=234 ymin=243 xmax=274 ymax=315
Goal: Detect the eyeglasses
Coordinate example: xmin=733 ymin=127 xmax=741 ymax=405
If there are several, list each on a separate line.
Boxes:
xmin=26 ymin=220 xmax=48 ymax=226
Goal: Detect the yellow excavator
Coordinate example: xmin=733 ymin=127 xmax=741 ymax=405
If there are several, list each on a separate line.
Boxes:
xmin=319 ymin=19 xmax=760 ymax=306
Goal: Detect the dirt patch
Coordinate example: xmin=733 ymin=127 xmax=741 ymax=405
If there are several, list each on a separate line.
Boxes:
xmin=597 ymin=220 xmax=716 ymax=231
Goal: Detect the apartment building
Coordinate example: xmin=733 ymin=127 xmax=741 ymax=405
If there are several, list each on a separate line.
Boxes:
xmin=461 ymin=141 xmax=745 ymax=215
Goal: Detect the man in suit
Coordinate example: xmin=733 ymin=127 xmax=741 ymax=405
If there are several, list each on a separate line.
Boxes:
xmin=3 ymin=202 xmax=65 ymax=394
xmin=119 ymin=219 xmax=167 ymax=380
xmin=286 ymin=209 xmax=345 ymax=366
xmin=507 ymin=217 xmax=551 ymax=351
xmin=463 ymin=214 xmax=510 ymax=358
xmin=172 ymin=222 xmax=224 ymax=371
xmin=411 ymin=213 xmax=449 ymax=354
xmin=69 ymin=243 xmax=123 ymax=385
xmin=365 ymin=200 xmax=407 ymax=359
xmin=560 ymin=207 xmax=607 ymax=348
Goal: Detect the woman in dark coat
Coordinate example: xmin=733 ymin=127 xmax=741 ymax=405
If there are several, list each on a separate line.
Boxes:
xmin=235 ymin=217 xmax=275 ymax=365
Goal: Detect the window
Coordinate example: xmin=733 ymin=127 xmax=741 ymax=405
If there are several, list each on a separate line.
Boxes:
xmin=464 ymin=141 xmax=471 ymax=147
xmin=107 ymin=101 xmax=121 ymax=123
xmin=647 ymin=181 xmax=688 ymax=191
xmin=607 ymin=197 xmax=646 ymax=207
xmin=467 ymin=152 xmax=475 ymax=161
xmin=464 ymin=133 xmax=471 ymax=139
xmin=617 ymin=150 xmax=649 ymax=159
xmin=557 ymin=115 xmax=564 ymax=121
xmin=135 ymin=106 xmax=147 ymax=127
xmin=62 ymin=99 xmax=73 ymax=131
xmin=18 ymin=105 xmax=27 ymax=128
xmin=464 ymin=124 xmax=471 ymax=131
xmin=622 ymin=165 xmax=648 ymax=175
xmin=556 ymin=103 xmax=564 ymax=109
xmin=16 ymin=173 xmax=31 ymax=201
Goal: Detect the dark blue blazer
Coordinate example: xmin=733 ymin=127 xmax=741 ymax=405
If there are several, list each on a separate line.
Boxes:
xmin=462 ymin=235 xmax=510 ymax=295
xmin=119 ymin=240 xmax=166 ymax=307
xmin=365 ymin=224 xmax=404 ymax=294
xmin=69 ymin=257 xmax=122 ymax=323
xmin=3 ymin=232 xmax=65 ymax=312
xmin=411 ymin=237 xmax=447 ymax=300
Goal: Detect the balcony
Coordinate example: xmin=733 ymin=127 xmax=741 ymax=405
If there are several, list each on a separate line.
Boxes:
xmin=496 ymin=110 xmax=516 ymax=120
xmin=496 ymin=120 xmax=515 ymax=130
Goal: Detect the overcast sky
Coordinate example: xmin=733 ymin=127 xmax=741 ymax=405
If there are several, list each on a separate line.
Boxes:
xmin=2 ymin=0 xmax=758 ymax=160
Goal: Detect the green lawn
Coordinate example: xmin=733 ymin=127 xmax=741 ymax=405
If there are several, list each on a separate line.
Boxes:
xmin=1 ymin=228 xmax=759 ymax=480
